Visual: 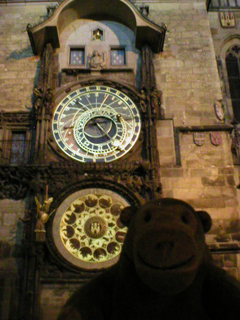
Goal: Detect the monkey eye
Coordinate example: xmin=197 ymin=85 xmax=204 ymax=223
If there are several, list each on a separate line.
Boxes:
xmin=181 ymin=214 xmax=189 ymax=224
xmin=144 ymin=211 xmax=152 ymax=223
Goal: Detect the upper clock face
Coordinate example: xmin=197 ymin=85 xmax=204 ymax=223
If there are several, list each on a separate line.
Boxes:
xmin=52 ymin=85 xmax=141 ymax=163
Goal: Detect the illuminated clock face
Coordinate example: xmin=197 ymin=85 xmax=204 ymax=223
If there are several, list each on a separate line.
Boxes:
xmin=52 ymin=85 xmax=141 ymax=162
xmin=52 ymin=188 xmax=129 ymax=269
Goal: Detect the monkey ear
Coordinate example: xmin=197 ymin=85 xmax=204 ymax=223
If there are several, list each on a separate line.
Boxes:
xmin=197 ymin=210 xmax=212 ymax=233
xmin=120 ymin=206 xmax=136 ymax=227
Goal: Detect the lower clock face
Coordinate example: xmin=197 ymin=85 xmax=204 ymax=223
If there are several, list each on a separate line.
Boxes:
xmin=52 ymin=189 xmax=129 ymax=269
xmin=52 ymin=85 xmax=141 ymax=163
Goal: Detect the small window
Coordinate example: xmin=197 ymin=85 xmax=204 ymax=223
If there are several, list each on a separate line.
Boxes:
xmin=10 ymin=132 xmax=26 ymax=164
xmin=110 ymin=48 xmax=126 ymax=66
xmin=69 ymin=48 xmax=85 ymax=66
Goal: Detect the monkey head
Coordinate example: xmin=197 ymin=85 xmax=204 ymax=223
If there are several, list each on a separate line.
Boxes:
xmin=120 ymin=198 xmax=212 ymax=295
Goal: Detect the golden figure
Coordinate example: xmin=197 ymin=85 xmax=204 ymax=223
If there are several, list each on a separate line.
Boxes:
xmin=93 ymin=29 xmax=102 ymax=41
xmin=35 ymin=196 xmax=54 ymax=242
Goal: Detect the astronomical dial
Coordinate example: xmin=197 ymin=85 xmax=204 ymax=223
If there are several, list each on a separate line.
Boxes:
xmin=52 ymin=188 xmax=129 ymax=269
xmin=52 ymin=86 xmax=141 ymax=163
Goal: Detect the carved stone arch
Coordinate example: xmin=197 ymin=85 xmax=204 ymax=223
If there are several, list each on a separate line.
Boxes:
xmin=27 ymin=0 xmax=166 ymax=55
xmin=53 ymin=77 xmax=141 ymax=107
xmin=50 ymin=177 xmax=141 ymax=208
xmin=220 ymin=35 xmax=240 ymax=60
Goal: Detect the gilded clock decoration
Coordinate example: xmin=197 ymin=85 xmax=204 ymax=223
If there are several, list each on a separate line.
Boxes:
xmin=53 ymin=189 xmax=129 ymax=269
xmin=84 ymin=216 xmax=108 ymax=239
xmin=52 ymin=86 xmax=141 ymax=162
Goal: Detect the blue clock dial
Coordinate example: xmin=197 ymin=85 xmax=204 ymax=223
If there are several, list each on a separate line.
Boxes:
xmin=52 ymin=86 xmax=141 ymax=163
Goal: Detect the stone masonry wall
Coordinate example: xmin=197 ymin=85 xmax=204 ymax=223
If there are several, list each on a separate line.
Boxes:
xmin=208 ymin=10 xmax=240 ymax=123
xmin=0 ymin=4 xmax=57 ymax=112
xmin=0 ymin=5 xmax=50 ymax=318
xmin=0 ymin=199 xmax=26 ymax=320
xmin=145 ymin=0 xmax=240 ymax=272
xmin=147 ymin=0 xmax=238 ymax=215
xmin=149 ymin=0 xmax=222 ymax=126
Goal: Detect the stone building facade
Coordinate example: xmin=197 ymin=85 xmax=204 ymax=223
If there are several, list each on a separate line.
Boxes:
xmin=0 ymin=0 xmax=240 ymax=319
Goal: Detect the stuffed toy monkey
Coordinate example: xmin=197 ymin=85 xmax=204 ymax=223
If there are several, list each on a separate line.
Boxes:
xmin=57 ymin=198 xmax=240 ymax=320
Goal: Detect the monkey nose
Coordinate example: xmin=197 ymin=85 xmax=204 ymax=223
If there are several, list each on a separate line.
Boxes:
xmin=155 ymin=241 xmax=174 ymax=256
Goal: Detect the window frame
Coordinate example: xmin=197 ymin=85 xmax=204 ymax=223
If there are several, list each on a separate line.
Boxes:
xmin=0 ymin=114 xmax=32 ymax=165
xmin=110 ymin=46 xmax=127 ymax=67
xmin=225 ymin=46 xmax=240 ymax=122
xmin=68 ymin=46 xmax=86 ymax=67
xmin=9 ymin=131 xmax=28 ymax=165
xmin=218 ymin=39 xmax=240 ymax=123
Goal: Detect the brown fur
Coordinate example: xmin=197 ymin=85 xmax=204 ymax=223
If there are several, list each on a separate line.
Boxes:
xmin=57 ymin=198 xmax=240 ymax=320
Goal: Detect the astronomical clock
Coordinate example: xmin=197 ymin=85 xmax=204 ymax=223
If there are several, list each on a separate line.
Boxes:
xmin=47 ymin=81 xmax=143 ymax=270
xmin=52 ymin=85 xmax=141 ymax=163
xmin=17 ymin=0 xmax=166 ymax=318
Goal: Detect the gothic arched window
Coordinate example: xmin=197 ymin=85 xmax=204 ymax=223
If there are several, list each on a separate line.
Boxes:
xmin=226 ymin=45 xmax=240 ymax=122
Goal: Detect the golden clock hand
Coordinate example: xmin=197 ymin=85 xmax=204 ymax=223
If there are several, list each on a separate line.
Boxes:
xmin=94 ymin=120 xmax=122 ymax=150
xmin=99 ymin=94 xmax=109 ymax=110
xmin=95 ymin=122 xmax=112 ymax=140
xmin=117 ymin=114 xmax=133 ymax=121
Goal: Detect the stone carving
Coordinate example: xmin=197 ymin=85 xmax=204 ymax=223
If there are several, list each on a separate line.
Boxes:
xmin=89 ymin=50 xmax=105 ymax=68
xmin=0 ymin=111 xmax=33 ymax=124
xmin=193 ymin=132 xmax=206 ymax=146
xmin=141 ymin=45 xmax=156 ymax=93
xmin=46 ymin=5 xmax=58 ymax=17
xmin=0 ymin=166 xmax=29 ymax=200
xmin=34 ymin=45 xmax=54 ymax=116
xmin=33 ymin=43 xmax=54 ymax=162
xmin=34 ymin=88 xmax=43 ymax=115
xmin=0 ymin=161 xmax=157 ymax=202
xmin=150 ymin=87 xmax=162 ymax=118
xmin=45 ymin=87 xmax=53 ymax=116
xmin=139 ymin=5 xmax=149 ymax=17
xmin=19 ymin=210 xmax=32 ymax=246
xmin=140 ymin=45 xmax=162 ymax=198
xmin=232 ymin=125 xmax=240 ymax=161
xmin=210 ymin=132 xmax=222 ymax=146
xmin=140 ymin=89 xmax=147 ymax=113
xmin=214 ymin=100 xmax=224 ymax=121
xmin=220 ymin=12 xmax=235 ymax=28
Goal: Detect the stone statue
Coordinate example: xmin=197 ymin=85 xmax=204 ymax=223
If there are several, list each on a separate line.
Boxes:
xmin=34 ymin=87 xmax=43 ymax=114
xmin=140 ymin=89 xmax=147 ymax=113
xmin=150 ymin=87 xmax=163 ymax=119
xmin=45 ymin=87 xmax=53 ymax=116
xmin=89 ymin=50 xmax=105 ymax=68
